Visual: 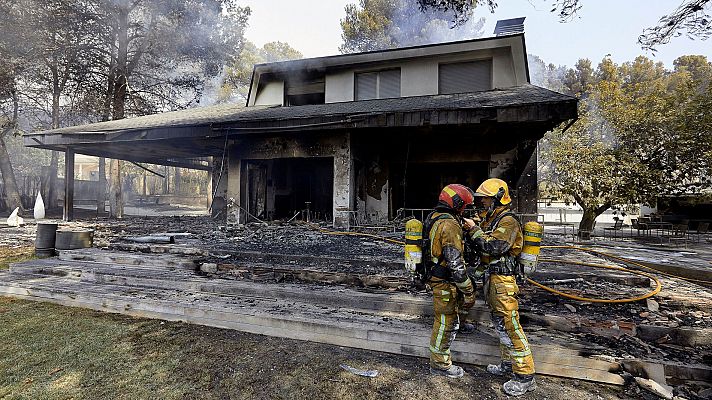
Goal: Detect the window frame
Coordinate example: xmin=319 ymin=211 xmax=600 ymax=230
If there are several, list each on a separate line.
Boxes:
xmin=438 ymin=59 xmax=493 ymax=95
xmin=354 ymin=68 xmax=401 ymax=101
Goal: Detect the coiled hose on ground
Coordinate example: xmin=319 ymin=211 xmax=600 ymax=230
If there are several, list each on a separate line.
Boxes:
xmin=308 ymin=224 xmax=712 ymax=303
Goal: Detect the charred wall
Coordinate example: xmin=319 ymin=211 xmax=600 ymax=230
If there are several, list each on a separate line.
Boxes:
xmin=222 ymin=122 xmax=545 ymax=227
xmin=352 ymin=124 xmax=542 ymax=222
xmin=225 ymin=131 xmax=352 ymax=227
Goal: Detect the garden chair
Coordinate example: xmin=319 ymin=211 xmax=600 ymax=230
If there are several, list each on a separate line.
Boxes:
xmin=688 ymin=222 xmax=710 ymax=243
xmin=668 ymin=223 xmax=689 ymax=248
xmin=603 ymin=219 xmax=624 ymax=240
xmin=632 ymin=217 xmax=651 ymax=237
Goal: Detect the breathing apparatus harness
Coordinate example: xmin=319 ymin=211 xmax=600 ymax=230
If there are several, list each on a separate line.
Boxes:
xmin=478 ymin=209 xmax=522 ymax=276
xmin=404 ymin=205 xmax=467 ymax=284
xmin=471 ymin=191 xmax=542 ymax=284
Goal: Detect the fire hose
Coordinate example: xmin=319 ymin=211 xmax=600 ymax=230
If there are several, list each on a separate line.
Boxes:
xmin=305 ymin=223 xmax=712 ymax=303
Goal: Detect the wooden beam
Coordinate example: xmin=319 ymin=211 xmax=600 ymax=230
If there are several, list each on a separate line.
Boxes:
xmin=0 ymin=277 xmax=624 ymax=385
xmin=8 ymin=254 xmax=710 ymax=386
xmin=63 ymin=148 xmax=75 ymax=221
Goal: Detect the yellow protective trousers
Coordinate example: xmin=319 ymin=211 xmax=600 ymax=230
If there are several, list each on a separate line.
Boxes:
xmin=486 ymin=274 xmax=535 ymax=375
xmin=429 ymin=280 xmax=465 ymax=369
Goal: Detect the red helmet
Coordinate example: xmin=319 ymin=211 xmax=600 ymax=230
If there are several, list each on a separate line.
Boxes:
xmin=438 ymin=184 xmax=475 ymax=214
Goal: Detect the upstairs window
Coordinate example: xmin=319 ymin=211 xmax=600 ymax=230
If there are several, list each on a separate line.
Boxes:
xmin=355 ymin=69 xmax=401 ymax=100
xmin=439 ymin=60 xmax=492 ymax=94
xmin=286 ymin=76 xmax=325 ymax=106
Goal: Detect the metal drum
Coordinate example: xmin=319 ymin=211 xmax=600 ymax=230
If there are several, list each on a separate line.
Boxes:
xmin=55 ymin=229 xmax=94 ymax=250
xmin=35 ymin=222 xmax=58 ymax=258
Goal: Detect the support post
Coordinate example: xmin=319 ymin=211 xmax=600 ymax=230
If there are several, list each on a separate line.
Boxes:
xmin=97 ymin=157 xmax=106 ymax=213
xmin=63 ymin=149 xmax=75 ymax=221
xmin=333 ymin=132 xmax=353 ymax=228
xmin=109 ymin=159 xmax=123 ymax=218
xmin=207 ymin=157 xmax=213 ymax=211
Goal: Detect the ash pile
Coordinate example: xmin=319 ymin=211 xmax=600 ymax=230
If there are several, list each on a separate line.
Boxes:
xmin=20 ymin=215 xmax=712 ymax=398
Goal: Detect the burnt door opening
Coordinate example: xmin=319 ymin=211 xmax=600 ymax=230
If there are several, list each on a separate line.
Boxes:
xmin=272 ymin=158 xmax=333 ymax=221
xmin=390 ymin=161 xmax=489 ymax=212
xmin=247 ymin=162 xmax=267 ymax=220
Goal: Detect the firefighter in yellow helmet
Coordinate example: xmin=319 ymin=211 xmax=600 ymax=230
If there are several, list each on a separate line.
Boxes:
xmin=425 ymin=184 xmax=477 ymax=378
xmin=463 ymin=178 xmax=536 ymax=396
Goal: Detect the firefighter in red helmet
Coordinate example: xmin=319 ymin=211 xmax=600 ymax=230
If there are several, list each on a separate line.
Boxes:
xmin=425 ymin=184 xmax=477 ymax=378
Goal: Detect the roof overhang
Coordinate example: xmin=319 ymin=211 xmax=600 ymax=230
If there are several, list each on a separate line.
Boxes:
xmin=24 ymin=84 xmax=577 ymax=168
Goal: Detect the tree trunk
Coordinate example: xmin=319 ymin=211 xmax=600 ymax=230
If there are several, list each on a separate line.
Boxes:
xmin=578 ymin=208 xmax=597 ymax=234
xmin=47 ymin=151 xmax=59 ymax=209
xmin=0 ymin=88 xmax=23 ymax=213
xmin=0 ymin=136 xmax=23 ymax=212
xmin=174 ymin=167 xmax=181 ymax=194
xmin=163 ymin=165 xmax=169 ymax=194
xmin=112 ymin=6 xmax=128 ymax=121
xmin=578 ymin=202 xmax=611 ymax=236
xmin=108 ymin=5 xmax=129 ymax=218
xmin=46 ymin=60 xmax=62 ymax=211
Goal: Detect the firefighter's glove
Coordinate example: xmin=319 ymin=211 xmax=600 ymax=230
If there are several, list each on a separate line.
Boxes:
xmin=469 ymin=235 xmax=487 ymax=253
xmin=462 ymin=218 xmax=479 ymax=232
xmin=469 ymin=264 xmax=485 ymax=281
xmin=467 ymin=225 xmax=484 ymax=239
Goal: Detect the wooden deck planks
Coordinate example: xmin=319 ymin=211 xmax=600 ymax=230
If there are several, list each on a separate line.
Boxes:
xmin=0 ymin=271 xmax=624 ymax=385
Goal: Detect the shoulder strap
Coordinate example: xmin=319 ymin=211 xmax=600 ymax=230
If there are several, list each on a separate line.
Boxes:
xmin=424 ymin=212 xmax=455 ymax=259
xmin=425 ymin=213 xmax=455 ymax=240
xmin=489 ymin=211 xmax=520 ymax=231
xmin=424 ymin=212 xmax=454 ymax=236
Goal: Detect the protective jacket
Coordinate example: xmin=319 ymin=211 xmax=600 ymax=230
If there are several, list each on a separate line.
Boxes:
xmin=427 ymin=211 xmax=474 ymax=291
xmin=426 ymin=210 xmax=475 ymax=371
xmin=468 ymin=206 xmax=523 ymax=273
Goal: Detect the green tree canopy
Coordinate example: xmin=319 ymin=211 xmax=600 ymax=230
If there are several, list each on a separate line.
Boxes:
xmin=340 ymin=0 xmax=485 ymax=53
xmin=540 ymin=55 xmax=712 ymax=231
xmin=219 ymin=41 xmax=304 ymax=103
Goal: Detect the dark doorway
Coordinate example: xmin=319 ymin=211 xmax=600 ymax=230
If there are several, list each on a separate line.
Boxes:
xmin=246 ymin=162 xmax=267 ymax=220
xmin=272 ymin=157 xmax=333 ymax=221
xmin=390 ymin=161 xmax=489 ymax=212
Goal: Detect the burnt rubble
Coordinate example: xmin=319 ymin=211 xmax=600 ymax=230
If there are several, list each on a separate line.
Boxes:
xmin=4 ymin=215 xmax=711 ymax=395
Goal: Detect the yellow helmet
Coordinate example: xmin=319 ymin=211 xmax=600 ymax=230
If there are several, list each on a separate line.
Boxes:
xmin=474 ymin=178 xmax=512 ymax=205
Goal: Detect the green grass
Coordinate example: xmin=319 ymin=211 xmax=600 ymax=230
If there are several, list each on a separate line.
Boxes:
xmin=0 ymin=240 xmax=634 ymax=400
xmin=0 ymin=297 xmax=635 ymax=400
xmin=0 ymin=253 xmax=35 ymax=270
xmin=0 ymin=297 xmax=443 ymax=400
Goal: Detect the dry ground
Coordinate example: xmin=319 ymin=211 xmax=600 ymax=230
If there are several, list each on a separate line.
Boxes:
xmin=0 ymin=296 xmax=640 ymax=400
xmin=2 ymin=218 xmax=706 ymax=399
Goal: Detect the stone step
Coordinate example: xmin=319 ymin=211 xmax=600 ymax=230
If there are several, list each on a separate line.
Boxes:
xmin=0 ymin=271 xmax=625 ymax=385
xmin=57 ymin=248 xmax=196 ymax=270
xmin=8 ymin=258 xmax=644 ymax=339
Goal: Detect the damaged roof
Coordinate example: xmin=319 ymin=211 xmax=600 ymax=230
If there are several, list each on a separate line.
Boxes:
xmin=23 ymin=84 xmax=576 ymax=166
xmin=27 ymin=84 xmax=575 ymax=137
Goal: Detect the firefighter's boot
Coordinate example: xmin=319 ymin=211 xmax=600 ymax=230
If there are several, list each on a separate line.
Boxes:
xmin=430 ymin=364 xmax=465 ymax=378
xmin=487 ymin=361 xmax=512 ymax=376
xmin=503 ymin=373 xmax=536 ymax=396
xmin=458 ymin=321 xmax=476 ymax=334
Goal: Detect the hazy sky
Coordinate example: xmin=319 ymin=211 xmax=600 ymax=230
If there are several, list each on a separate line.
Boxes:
xmin=236 ymin=0 xmax=710 ymax=69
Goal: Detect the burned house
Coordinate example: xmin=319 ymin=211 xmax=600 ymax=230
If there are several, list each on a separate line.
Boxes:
xmin=24 ymin=33 xmax=576 ymax=227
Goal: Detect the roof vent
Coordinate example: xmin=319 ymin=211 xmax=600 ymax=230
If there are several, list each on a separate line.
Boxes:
xmin=494 ymin=17 xmax=525 ymax=36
